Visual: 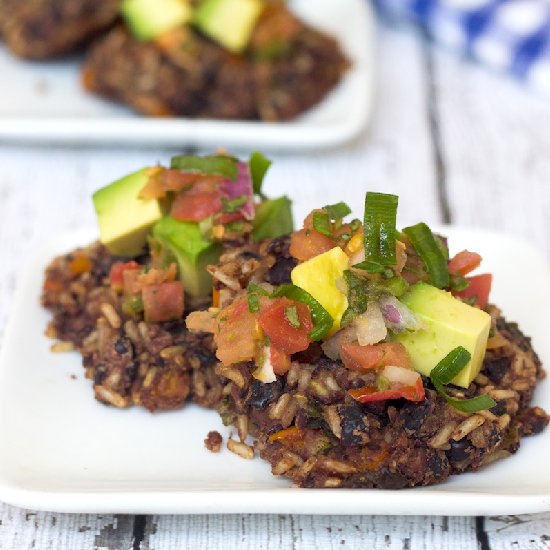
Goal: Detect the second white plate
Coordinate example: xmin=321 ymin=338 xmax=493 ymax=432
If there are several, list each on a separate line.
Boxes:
xmin=0 ymin=0 xmax=375 ymax=150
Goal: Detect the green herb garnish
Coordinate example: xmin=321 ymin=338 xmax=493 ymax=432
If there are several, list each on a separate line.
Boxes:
xmin=284 ymin=305 xmax=301 ymax=328
xmin=324 ymin=201 xmax=352 ymax=221
xmin=312 ymin=211 xmax=332 ymax=237
xmin=340 ymin=270 xmax=382 ymax=327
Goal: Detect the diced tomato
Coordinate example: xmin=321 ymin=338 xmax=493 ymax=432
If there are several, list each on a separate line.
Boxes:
xmin=448 ymin=250 xmax=482 ymax=276
xmin=453 ymin=273 xmax=492 ymax=309
xmin=139 ymin=168 xmax=223 ymax=200
xmin=269 ymin=346 xmax=291 ymax=375
xmin=215 ymin=298 xmax=260 ymax=366
xmin=289 ymin=228 xmax=335 ymax=261
xmin=123 ymin=268 xmax=141 ymax=296
xmin=349 ymin=374 xmax=425 ymax=403
xmin=142 ymin=281 xmax=184 ymax=323
xmin=340 ymin=342 xmax=411 ymax=371
xmin=171 ymin=190 xmax=222 ymax=222
xmin=109 ymin=261 xmax=140 ymax=292
xmin=170 ymin=177 xmax=224 ymax=222
xmin=258 ymin=297 xmax=313 ymax=355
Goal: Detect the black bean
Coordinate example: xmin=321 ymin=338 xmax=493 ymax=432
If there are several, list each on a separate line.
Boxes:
xmin=248 ymin=379 xmax=283 ymax=409
xmin=239 ymin=251 xmax=261 ymax=261
xmin=340 ymin=404 xmax=370 ymax=445
xmin=114 ymin=337 xmax=133 ymax=357
xmin=427 ymin=451 xmax=448 ymax=478
xmin=265 ymin=256 xmax=297 ymax=285
xmin=400 ymin=398 xmax=432 ymax=433
xmin=483 ymin=355 xmax=511 ymax=383
xmin=490 ymin=400 xmax=507 ymax=416
xmin=267 ymin=235 xmax=291 ymax=256
xmin=446 ymin=439 xmax=473 ymax=463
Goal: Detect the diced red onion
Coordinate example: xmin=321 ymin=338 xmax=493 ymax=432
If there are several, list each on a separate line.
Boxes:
xmin=379 ymin=295 xmax=425 ymax=333
xmin=382 ymin=303 xmax=401 ymax=324
xmin=220 ymin=162 xmax=255 ymax=220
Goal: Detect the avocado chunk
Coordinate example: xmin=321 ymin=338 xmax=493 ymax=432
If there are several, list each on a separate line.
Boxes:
xmin=252 ymin=196 xmax=293 ymax=242
xmin=291 ymin=247 xmax=349 ymax=335
xmin=153 ymin=216 xmax=222 ymax=297
xmin=194 ymin=0 xmax=264 ymax=53
xmin=396 ymin=282 xmax=491 ymax=388
xmin=93 ymin=168 xmax=163 ymax=258
xmin=121 ymin=0 xmax=192 ymax=41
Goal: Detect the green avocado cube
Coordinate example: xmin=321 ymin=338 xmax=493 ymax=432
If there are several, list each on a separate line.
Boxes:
xmin=194 ymin=0 xmax=264 ymax=53
xmin=93 ymin=168 xmax=163 ymax=258
xmin=153 ymin=216 xmax=222 ymax=297
xmin=121 ymin=0 xmax=192 ymax=41
xmin=396 ymin=282 xmax=491 ymax=388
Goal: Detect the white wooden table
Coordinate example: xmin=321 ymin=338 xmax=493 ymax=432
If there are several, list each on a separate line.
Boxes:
xmin=0 ymin=19 xmax=549 ymax=550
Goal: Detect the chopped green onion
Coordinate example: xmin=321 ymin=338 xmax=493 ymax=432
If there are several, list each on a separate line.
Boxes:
xmin=122 ymin=295 xmax=144 ymax=316
xmin=312 ymin=211 xmax=332 ymax=237
xmin=249 ymin=151 xmax=272 ymax=197
xmin=363 ymin=192 xmax=399 ymax=267
xmin=430 ymin=347 xmax=497 ymax=412
xmin=430 ymin=346 xmax=471 ymax=384
xmin=247 ymin=283 xmax=270 ymax=296
xmin=376 ymin=374 xmax=390 ymax=391
xmin=222 ymin=195 xmax=247 ymax=213
xmin=272 ymin=284 xmax=333 ymax=341
xmin=402 ymin=222 xmax=450 ymax=288
xmin=170 ymin=155 xmax=238 ymax=180
xmin=247 ymin=293 xmax=260 ymax=313
xmin=432 ymin=380 xmax=497 ymax=413
xmin=350 ymin=219 xmax=361 ymax=232
xmin=324 ymin=201 xmax=352 ymax=221
xmin=284 ymin=305 xmax=301 ymax=328
xmin=450 ymin=273 xmax=469 ymax=292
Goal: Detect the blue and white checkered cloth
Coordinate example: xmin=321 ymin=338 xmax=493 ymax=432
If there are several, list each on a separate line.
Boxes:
xmin=376 ymin=0 xmax=550 ymax=93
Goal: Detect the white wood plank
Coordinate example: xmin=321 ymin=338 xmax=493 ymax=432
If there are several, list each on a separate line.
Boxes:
xmin=146 ymin=514 xmax=478 ymax=550
xmin=485 ymin=513 xmax=550 ymax=550
xmin=433 ymin=49 xmax=550 ymax=257
xmin=0 ymin=504 xmax=125 ymax=549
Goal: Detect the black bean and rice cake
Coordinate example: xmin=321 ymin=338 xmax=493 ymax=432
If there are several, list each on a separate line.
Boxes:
xmin=41 ymin=154 xmax=548 ymax=489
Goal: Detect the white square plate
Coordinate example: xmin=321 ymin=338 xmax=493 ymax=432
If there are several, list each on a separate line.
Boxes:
xmin=0 ymin=0 xmax=374 ymax=150
xmin=0 ymin=220 xmax=548 ymax=515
